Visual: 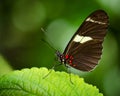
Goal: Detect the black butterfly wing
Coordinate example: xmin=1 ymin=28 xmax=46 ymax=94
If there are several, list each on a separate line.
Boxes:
xmin=78 ymin=10 xmax=108 ymax=41
xmin=63 ymin=10 xmax=109 ymax=71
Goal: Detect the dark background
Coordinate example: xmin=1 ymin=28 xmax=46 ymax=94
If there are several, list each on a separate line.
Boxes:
xmin=0 ymin=0 xmax=120 ymax=96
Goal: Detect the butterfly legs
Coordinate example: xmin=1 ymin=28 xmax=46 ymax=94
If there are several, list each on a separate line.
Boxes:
xmin=43 ymin=62 xmax=62 ymax=79
xmin=64 ymin=64 xmax=74 ymax=84
xmin=43 ymin=61 xmax=74 ymax=84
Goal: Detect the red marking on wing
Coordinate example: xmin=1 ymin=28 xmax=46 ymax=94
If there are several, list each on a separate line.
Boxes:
xmin=65 ymin=55 xmax=74 ymax=66
xmin=65 ymin=54 xmax=69 ymax=59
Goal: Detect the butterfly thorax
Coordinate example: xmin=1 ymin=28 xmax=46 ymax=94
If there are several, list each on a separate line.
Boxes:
xmin=56 ymin=51 xmax=73 ymax=66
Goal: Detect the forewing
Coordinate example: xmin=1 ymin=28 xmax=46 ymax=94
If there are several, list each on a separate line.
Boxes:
xmin=64 ymin=10 xmax=108 ymax=54
xmin=77 ymin=10 xmax=108 ymax=41
xmin=63 ymin=10 xmax=109 ymax=71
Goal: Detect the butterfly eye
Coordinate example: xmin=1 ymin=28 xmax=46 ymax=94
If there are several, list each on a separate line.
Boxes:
xmin=56 ymin=51 xmax=61 ymax=57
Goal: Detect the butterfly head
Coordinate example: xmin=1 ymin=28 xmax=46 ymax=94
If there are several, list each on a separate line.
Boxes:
xmin=56 ymin=51 xmax=74 ymax=66
xmin=56 ymin=51 xmax=66 ymax=64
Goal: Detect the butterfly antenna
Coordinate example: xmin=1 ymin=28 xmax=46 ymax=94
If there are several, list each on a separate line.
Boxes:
xmin=41 ymin=28 xmax=57 ymax=51
xmin=41 ymin=38 xmax=57 ymax=51
xmin=41 ymin=28 xmax=64 ymax=79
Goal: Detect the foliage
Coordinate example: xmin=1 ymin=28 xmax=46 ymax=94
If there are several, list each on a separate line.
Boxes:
xmin=0 ymin=67 xmax=103 ymax=96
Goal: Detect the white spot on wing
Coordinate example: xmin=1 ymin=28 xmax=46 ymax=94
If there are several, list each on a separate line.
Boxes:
xmin=73 ymin=35 xmax=83 ymax=42
xmin=73 ymin=34 xmax=93 ymax=43
xmin=86 ymin=17 xmax=106 ymax=25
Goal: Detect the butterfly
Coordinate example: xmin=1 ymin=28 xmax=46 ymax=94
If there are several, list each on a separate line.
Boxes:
xmin=56 ymin=10 xmax=109 ymax=71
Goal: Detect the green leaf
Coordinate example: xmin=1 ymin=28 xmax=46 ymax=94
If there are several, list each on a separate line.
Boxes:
xmin=0 ymin=67 xmax=103 ymax=96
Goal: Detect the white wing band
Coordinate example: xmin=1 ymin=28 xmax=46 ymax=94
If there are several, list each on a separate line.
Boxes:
xmin=73 ymin=34 xmax=93 ymax=43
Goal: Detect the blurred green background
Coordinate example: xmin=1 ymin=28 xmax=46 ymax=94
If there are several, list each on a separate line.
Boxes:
xmin=0 ymin=0 xmax=120 ymax=96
